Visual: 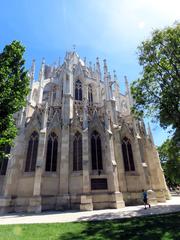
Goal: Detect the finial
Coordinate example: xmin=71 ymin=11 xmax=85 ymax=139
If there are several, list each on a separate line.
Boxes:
xmin=96 ymin=57 xmax=100 ymax=70
xmin=103 ymin=59 xmax=108 ymax=74
xmin=124 ymin=75 xmax=129 ymax=92
xmin=113 ymin=70 xmax=117 ymax=80
xmin=42 ymin=57 xmax=45 ymax=64
xmin=89 ymin=61 xmax=92 ymax=69
xmin=93 ymin=64 xmax=96 ymax=72
xmin=58 ymin=57 xmax=61 ymax=66
xmin=124 ymin=75 xmax=128 ymax=83
xmin=83 ymin=57 xmax=86 ymax=65
xmin=31 ymin=59 xmax=35 ymax=70
xmin=73 ymin=44 xmax=76 ymax=52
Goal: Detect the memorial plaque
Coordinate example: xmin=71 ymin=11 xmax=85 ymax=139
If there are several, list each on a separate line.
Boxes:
xmin=91 ymin=178 xmax=108 ymax=190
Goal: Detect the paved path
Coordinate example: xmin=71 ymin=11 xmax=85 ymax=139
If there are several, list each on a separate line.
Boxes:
xmin=0 ymin=196 xmax=179 ymax=225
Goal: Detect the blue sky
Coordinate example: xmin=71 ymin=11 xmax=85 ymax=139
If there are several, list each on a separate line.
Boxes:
xmin=0 ymin=0 xmax=179 ymax=146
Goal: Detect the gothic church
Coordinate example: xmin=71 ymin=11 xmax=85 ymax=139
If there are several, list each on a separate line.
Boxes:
xmin=0 ymin=51 xmax=170 ymax=213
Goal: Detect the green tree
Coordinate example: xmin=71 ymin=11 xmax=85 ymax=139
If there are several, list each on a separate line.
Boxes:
xmin=0 ymin=41 xmax=29 ymax=159
xmin=131 ymin=23 xmax=180 ymax=136
xmin=157 ymin=138 xmax=180 ymax=187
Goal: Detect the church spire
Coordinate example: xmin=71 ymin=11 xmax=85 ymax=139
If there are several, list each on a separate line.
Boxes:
xmin=103 ymin=59 xmax=108 ymax=75
xmin=96 ymin=57 xmax=101 ymax=73
xmin=37 ymin=58 xmax=45 ymax=104
xmin=30 ymin=59 xmax=35 ymax=80
xmin=124 ymin=75 xmax=133 ymax=107
xmin=113 ymin=70 xmax=117 ymax=81
xmin=39 ymin=58 xmax=45 ymax=84
xmin=103 ymin=59 xmax=110 ymax=100
xmin=124 ymin=75 xmax=129 ymax=94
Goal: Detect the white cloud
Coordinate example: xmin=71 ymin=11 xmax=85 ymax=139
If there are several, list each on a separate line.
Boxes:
xmin=138 ymin=21 xmax=145 ymax=29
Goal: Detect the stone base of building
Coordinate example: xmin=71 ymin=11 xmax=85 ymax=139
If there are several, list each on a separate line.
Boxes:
xmin=56 ymin=194 xmax=71 ymax=210
xmin=0 ymin=197 xmax=14 ymax=214
xmin=147 ymin=190 xmax=157 ymax=205
xmin=80 ymin=195 xmax=93 ymax=211
xmin=123 ymin=191 xmax=143 ymax=206
xmin=164 ymin=189 xmax=171 ymax=200
xmin=91 ymin=192 xmax=125 ymax=209
xmin=155 ymin=189 xmax=167 ymax=202
xmin=1 ymin=189 xmax=170 ymax=214
xmin=122 ymin=190 xmax=169 ymax=206
xmin=27 ymin=196 xmax=42 ymax=213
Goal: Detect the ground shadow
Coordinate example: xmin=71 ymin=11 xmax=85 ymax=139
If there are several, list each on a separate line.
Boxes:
xmin=58 ymin=212 xmax=180 ymax=240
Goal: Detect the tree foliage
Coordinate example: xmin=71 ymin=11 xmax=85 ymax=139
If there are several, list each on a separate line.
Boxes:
xmin=131 ymin=23 xmax=180 ymax=134
xmin=0 ymin=41 xmax=29 ymax=158
xmin=157 ymin=138 xmax=180 ymax=187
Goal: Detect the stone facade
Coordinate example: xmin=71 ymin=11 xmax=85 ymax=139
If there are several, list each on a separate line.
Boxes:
xmin=0 ymin=51 xmax=170 ymax=213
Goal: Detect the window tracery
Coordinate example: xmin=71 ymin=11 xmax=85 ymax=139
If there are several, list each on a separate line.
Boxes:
xmin=122 ymin=137 xmax=135 ymax=171
xmin=73 ymin=131 xmax=82 ymax=171
xmin=25 ymin=131 xmax=39 ymax=172
xmin=45 ymin=132 xmax=58 ymax=172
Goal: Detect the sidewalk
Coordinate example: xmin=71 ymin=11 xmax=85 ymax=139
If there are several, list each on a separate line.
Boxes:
xmin=0 ymin=196 xmax=179 ymax=225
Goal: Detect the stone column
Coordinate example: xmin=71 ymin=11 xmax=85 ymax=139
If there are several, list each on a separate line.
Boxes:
xmin=56 ymin=125 xmax=70 ymax=209
xmin=113 ymin=130 xmax=128 ymax=193
xmin=0 ymin=132 xmax=25 ymax=213
xmin=56 ymin=94 xmax=73 ymax=209
xmin=80 ymin=128 xmax=93 ymax=211
xmin=28 ymin=128 xmax=47 ymax=213
xmin=104 ymin=100 xmax=125 ymax=208
xmin=105 ymin=130 xmax=125 ymax=208
xmin=80 ymin=100 xmax=93 ymax=210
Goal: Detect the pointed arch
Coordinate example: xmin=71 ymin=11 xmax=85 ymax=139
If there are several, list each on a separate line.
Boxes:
xmin=91 ymin=130 xmax=103 ymax=170
xmin=25 ymin=131 xmax=39 ymax=172
xmin=88 ymin=84 xmax=93 ymax=104
xmin=45 ymin=132 xmax=58 ymax=172
xmin=122 ymin=137 xmax=135 ymax=171
xmin=75 ymin=79 xmax=82 ymax=100
xmin=73 ymin=131 xmax=82 ymax=171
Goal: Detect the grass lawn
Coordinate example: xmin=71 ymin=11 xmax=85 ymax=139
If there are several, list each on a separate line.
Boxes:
xmin=0 ymin=212 xmax=179 ymax=240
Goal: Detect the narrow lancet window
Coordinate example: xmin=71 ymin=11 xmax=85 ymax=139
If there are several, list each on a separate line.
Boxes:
xmin=91 ymin=131 xmax=103 ymax=170
xmin=88 ymin=84 xmax=93 ymax=104
xmin=73 ymin=132 xmax=82 ymax=171
xmin=45 ymin=132 xmax=58 ymax=172
xmin=75 ymin=80 xmax=82 ymax=100
xmin=25 ymin=131 xmax=39 ymax=172
xmin=122 ymin=137 xmax=135 ymax=171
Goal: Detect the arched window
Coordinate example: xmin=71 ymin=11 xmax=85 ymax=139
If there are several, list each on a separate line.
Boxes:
xmin=88 ymin=84 xmax=93 ymax=104
xmin=122 ymin=137 xmax=135 ymax=171
xmin=75 ymin=80 xmax=82 ymax=100
xmin=73 ymin=132 xmax=82 ymax=171
xmin=91 ymin=131 xmax=103 ymax=170
xmin=45 ymin=132 xmax=58 ymax=172
xmin=25 ymin=131 xmax=39 ymax=172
